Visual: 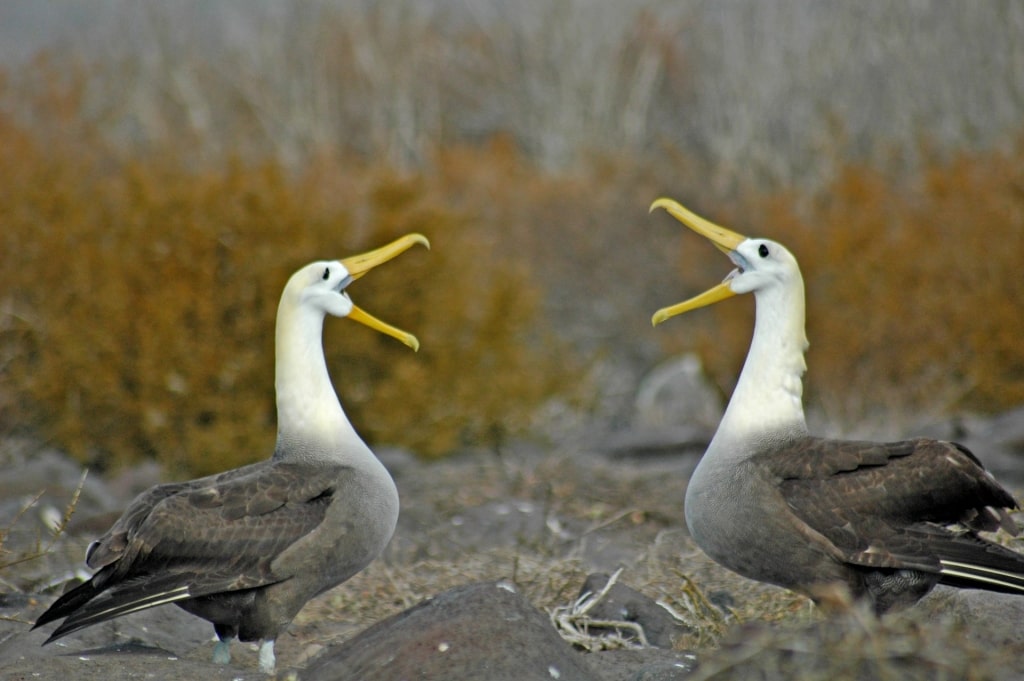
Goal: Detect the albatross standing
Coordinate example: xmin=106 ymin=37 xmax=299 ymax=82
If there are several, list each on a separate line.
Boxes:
xmin=33 ymin=233 xmax=429 ymax=673
xmin=650 ymin=197 xmax=1024 ymax=613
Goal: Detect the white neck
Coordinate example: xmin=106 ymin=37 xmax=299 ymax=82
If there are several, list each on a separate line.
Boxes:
xmin=274 ymin=297 xmax=363 ymax=461
xmin=714 ymin=276 xmax=808 ymax=450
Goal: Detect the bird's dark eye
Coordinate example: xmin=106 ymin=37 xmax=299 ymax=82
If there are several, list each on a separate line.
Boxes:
xmin=322 ymin=267 xmax=330 ymax=281
xmin=758 ymin=244 xmax=769 ymax=258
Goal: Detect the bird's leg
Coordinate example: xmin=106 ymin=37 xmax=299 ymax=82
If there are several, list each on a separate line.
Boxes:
xmin=212 ymin=637 xmax=233 ymax=664
xmin=258 ymin=639 xmax=276 ymax=675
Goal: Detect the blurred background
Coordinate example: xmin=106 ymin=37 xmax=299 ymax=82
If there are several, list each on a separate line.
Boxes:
xmin=1 ymin=0 xmax=1023 ymax=476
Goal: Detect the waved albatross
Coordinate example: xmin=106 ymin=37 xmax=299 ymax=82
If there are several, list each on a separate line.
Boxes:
xmin=33 ymin=233 xmax=429 ymax=673
xmin=650 ymin=197 xmax=1024 ymax=613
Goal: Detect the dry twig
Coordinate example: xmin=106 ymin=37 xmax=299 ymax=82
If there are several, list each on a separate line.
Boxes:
xmin=549 ymin=567 xmax=650 ymax=651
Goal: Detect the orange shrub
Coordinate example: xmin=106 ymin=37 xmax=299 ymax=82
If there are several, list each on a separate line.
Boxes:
xmin=803 ymin=150 xmax=1024 ymax=420
xmin=0 ymin=124 xmax=573 ymax=475
xmin=3 ymin=59 xmax=1024 ymax=478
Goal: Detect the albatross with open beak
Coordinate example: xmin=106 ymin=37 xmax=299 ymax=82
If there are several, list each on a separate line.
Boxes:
xmin=651 ymin=197 xmax=1024 ymax=613
xmin=34 ymin=233 xmax=429 ymax=673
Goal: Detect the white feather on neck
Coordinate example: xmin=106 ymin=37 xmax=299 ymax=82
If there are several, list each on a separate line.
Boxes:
xmin=714 ymin=268 xmax=809 ymax=450
xmin=273 ymin=287 xmax=363 ymax=461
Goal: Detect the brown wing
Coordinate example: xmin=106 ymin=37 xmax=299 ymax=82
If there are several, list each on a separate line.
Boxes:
xmin=85 ymin=461 xmax=267 ymax=569
xmin=769 ymin=437 xmax=1018 ymax=571
xmin=35 ymin=461 xmax=341 ymax=639
xmin=101 ymin=461 xmax=338 ymax=588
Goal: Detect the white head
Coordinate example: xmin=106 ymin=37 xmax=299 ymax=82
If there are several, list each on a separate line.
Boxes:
xmin=278 ymin=233 xmax=430 ymax=351
xmin=650 ymin=198 xmax=808 ymax=440
xmin=282 ymin=260 xmax=359 ymax=319
xmin=721 ymin=238 xmax=802 ymax=298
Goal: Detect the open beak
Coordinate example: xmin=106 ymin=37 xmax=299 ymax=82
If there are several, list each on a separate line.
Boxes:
xmin=340 ymin=233 xmax=430 ymax=351
xmin=649 ymin=198 xmax=747 ymax=326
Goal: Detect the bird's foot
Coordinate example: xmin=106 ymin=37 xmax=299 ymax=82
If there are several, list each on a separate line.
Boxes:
xmin=258 ymin=639 xmax=276 ymax=675
xmin=212 ymin=638 xmax=232 ymax=664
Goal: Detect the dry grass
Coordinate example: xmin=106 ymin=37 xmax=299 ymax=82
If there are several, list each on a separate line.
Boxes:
xmin=9 ymin=434 xmax=1024 ymax=678
xmin=294 ymin=446 xmax=808 ymax=657
xmin=685 ymin=609 xmax=1001 ymax=681
xmin=548 ymin=566 xmax=726 ymax=652
xmin=0 ymin=471 xmax=84 ymax=616
xmin=297 ymin=458 xmax=1023 ymax=681
xmin=0 ymin=473 xmax=83 ymax=572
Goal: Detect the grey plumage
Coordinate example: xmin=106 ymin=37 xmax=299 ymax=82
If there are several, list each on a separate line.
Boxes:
xmin=36 ymin=459 xmax=390 ymax=642
xmin=688 ymin=432 xmax=1024 ymax=612
xmin=650 ymin=197 xmax=1024 ymax=613
xmin=34 ymin=234 xmax=428 ymax=672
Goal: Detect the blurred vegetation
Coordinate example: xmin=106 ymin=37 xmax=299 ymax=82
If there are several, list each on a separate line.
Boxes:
xmin=0 ymin=76 xmax=577 ymax=475
xmin=4 ymin=2 xmax=1022 ymax=189
xmin=2 ymin=5 xmax=1024 ymax=476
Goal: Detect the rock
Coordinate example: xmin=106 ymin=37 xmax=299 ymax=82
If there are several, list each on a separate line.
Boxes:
xmin=301 ymin=581 xmax=600 ymax=681
xmin=599 ymin=425 xmax=709 ymax=461
xmin=597 ymin=354 xmax=722 ymax=461
xmin=442 ymin=499 xmax=575 ymax=553
xmin=957 ymin=405 xmax=1024 ymax=486
xmin=374 ymin=445 xmax=423 ymax=479
xmin=575 ymin=573 xmax=690 ymax=649
xmin=586 ymin=648 xmax=698 ymax=681
xmin=984 ymin=404 xmax=1024 ymax=450
xmin=919 ymin=586 xmax=1024 ymax=653
xmin=633 ymin=354 xmax=723 ymax=433
xmin=705 ymin=590 xmax=738 ymax=617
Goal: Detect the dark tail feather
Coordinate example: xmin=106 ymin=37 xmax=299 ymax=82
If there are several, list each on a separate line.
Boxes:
xmin=37 ymin=574 xmax=193 ymax=644
xmin=33 ymin=578 xmax=103 ymax=630
xmin=937 ymin=533 xmax=1024 ymax=594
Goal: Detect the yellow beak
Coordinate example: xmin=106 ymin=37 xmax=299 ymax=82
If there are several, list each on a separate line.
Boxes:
xmin=340 ymin=233 xmax=430 ymax=351
xmin=649 ymin=198 xmax=748 ymax=326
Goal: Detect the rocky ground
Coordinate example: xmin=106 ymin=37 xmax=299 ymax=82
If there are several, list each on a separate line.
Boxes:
xmin=4 ymin=386 xmax=1024 ymax=679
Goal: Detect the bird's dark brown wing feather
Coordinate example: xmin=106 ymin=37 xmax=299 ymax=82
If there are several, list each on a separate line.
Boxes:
xmin=768 ymin=437 xmax=1019 ymax=571
xmin=84 ymin=461 xmax=267 ymax=569
xmin=34 ymin=461 xmax=341 ymax=639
